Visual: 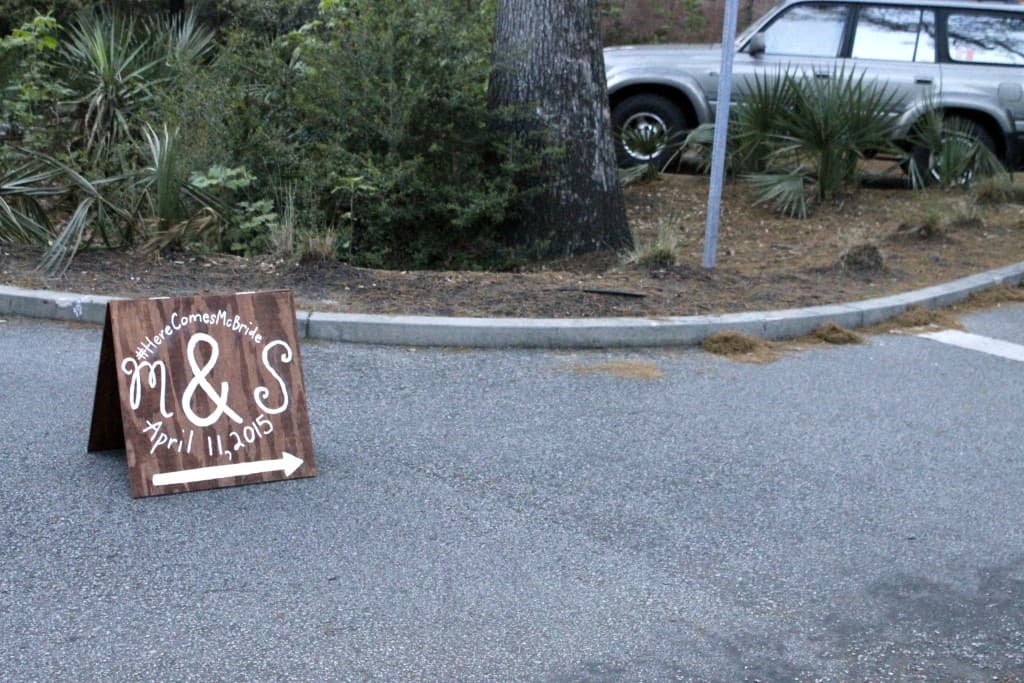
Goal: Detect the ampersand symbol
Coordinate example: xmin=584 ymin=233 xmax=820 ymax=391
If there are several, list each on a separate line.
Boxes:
xmin=181 ymin=333 xmax=244 ymax=428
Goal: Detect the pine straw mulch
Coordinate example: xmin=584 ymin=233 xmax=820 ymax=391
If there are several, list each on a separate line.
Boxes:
xmin=4 ymin=169 xmax=1024 ymax=321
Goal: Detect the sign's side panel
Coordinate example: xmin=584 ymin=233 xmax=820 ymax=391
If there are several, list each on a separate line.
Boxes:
xmin=87 ymin=308 xmax=125 ymax=453
xmin=107 ymin=291 xmax=315 ymax=498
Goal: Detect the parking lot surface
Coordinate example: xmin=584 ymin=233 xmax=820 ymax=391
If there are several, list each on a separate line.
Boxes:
xmin=2 ymin=312 xmax=1023 ymax=681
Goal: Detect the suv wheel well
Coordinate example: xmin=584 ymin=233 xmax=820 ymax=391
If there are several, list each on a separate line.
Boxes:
xmin=940 ymin=109 xmax=1005 ymax=161
xmin=609 ymin=86 xmax=698 ymax=129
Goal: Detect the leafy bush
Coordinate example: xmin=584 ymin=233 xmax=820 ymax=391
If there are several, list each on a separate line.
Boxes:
xmin=0 ymin=0 xmax=89 ymax=35
xmin=3 ymin=0 xmax=531 ymax=271
xmin=161 ymin=0 xmax=529 ymax=269
xmin=0 ymin=14 xmax=69 ymax=154
xmin=213 ymin=0 xmax=319 ymax=37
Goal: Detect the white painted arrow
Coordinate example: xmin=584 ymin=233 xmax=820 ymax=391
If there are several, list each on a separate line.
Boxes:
xmin=152 ymin=452 xmax=304 ymax=487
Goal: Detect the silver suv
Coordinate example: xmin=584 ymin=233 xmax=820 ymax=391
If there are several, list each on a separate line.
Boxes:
xmin=605 ymin=0 xmax=1024 ymax=170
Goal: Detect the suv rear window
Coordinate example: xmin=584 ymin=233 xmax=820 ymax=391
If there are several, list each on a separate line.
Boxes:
xmin=947 ymin=12 xmax=1024 ymax=65
xmin=851 ymin=7 xmax=936 ymax=62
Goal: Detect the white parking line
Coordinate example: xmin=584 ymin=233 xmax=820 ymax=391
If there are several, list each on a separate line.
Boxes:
xmin=918 ymin=329 xmax=1024 ymax=363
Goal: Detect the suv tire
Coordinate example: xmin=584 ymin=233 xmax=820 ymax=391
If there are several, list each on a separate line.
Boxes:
xmin=611 ymin=94 xmax=687 ymax=169
xmin=909 ymin=116 xmax=998 ymax=186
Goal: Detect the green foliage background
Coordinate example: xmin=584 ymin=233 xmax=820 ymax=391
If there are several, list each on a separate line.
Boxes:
xmin=1 ymin=0 xmax=534 ymax=270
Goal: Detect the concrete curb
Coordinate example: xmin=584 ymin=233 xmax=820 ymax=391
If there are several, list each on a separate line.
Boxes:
xmin=3 ymin=260 xmax=1024 ymax=348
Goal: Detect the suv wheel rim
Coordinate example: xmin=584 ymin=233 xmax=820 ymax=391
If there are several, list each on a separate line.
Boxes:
xmin=928 ymin=135 xmax=979 ymax=186
xmin=621 ymin=112 xmax=668 ymax=162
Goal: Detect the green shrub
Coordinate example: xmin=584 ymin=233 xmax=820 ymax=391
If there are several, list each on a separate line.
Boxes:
xmin=0 ymin=14 xmax=69 ymax=156
xmin=0 ymin=0 xmax=90 ymax=35
xmin=731 ymin=68 xmax=795 ymax=174
xmin=0 ymin=148 xmax=136 ymax=274
xmin=160 ymin=0 xmax=530 ymax=269
xmin=6 ymin=0 xmax=531 ymax=271
xmin=786 ymin=66 xmax=897 ymax=198
xmin=213 ymin=0 xmax=318 ymax=37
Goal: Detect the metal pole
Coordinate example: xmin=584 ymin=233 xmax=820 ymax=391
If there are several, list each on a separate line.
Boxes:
xmin=702 ymin=0 xmax=741 ymax=270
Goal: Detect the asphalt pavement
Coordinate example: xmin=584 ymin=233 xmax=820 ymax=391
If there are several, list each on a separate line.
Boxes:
xmin=2 ymin=310 xmax=1024 ymax=681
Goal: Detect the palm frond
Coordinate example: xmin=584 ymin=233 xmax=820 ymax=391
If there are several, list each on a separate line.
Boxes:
xmin=745 ymin=168 xmax=813 ymax=218
xmin=619 ymin=163 xmax=655 ymax=186
xmin=140 ymin=122 xmax=185 ymax=225
xmin=148 ymin=9 xmax=216 ymax=70
xmin=1 ymin=164 xmax=65 ymax=198
xmin=17 ymin=147 xmax=131 ymax=222
xmin=37 ymin=197 xmax=95 ymax=276
xmin=675 ymin=122 xmax=717 ymax=174
xmin=732 ymin=68 xmax=795 ymax=172
xmin=0 ymin=196 xmax=54 ymax=244
xmin=909 ymin=114 xmax=1007 ymax=188
xmin=62 ymin=9 xmax=165 ymax=158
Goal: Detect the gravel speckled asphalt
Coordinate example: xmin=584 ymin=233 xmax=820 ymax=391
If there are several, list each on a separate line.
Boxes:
xmin=2 ymin=312 xmax=1024 ymax=681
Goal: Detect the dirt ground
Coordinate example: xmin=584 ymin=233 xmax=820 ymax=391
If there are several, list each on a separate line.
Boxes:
xmin=3 ymin=167 xmax=1024 ymax=318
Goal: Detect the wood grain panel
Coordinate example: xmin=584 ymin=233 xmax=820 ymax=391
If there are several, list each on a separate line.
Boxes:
xmin=88 ymin=290 xmax=316 ymax=498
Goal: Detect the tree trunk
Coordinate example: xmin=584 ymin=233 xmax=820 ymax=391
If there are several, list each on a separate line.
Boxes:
xmin=489 ymin=0 xmax=632 ymax=257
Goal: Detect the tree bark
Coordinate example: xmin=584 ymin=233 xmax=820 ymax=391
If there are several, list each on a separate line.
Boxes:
xmin=489 ymin=0 xmax=632 ymax=257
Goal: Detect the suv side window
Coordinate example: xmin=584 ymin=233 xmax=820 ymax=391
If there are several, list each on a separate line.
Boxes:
xmin=762 ymin=3 xmax=849 ymax=57
xmin=947 ymin=12 xmax=1024 ymax=65
xmin=852 ymin=7 xmax=936 ymax=62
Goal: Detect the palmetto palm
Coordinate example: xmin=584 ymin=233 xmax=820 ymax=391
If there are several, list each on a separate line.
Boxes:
xmin=62 ymin=11 xmax=165 ymax=160
xmin=0 ymin=151 xmax=130 ymax=275
xmin=732 ymin=68 xmax=795 ymax=174
xmin=151 ymin=10 xmax=216 ymax=72
xmin=133 ymin=123 xmax=228 ymax=252
xmin=740 ymin=66 xmax=898 ymax=216
xmin=781 ymin=66 xmax=897 ymax=198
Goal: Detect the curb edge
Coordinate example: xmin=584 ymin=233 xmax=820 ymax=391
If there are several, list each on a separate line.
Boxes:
xmin=4 ymin=260 xmax=1024 ymax=348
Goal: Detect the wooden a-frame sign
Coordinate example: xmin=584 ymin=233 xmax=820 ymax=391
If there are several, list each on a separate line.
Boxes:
xmin=88 ymin=290 xmax=316 ymax=498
